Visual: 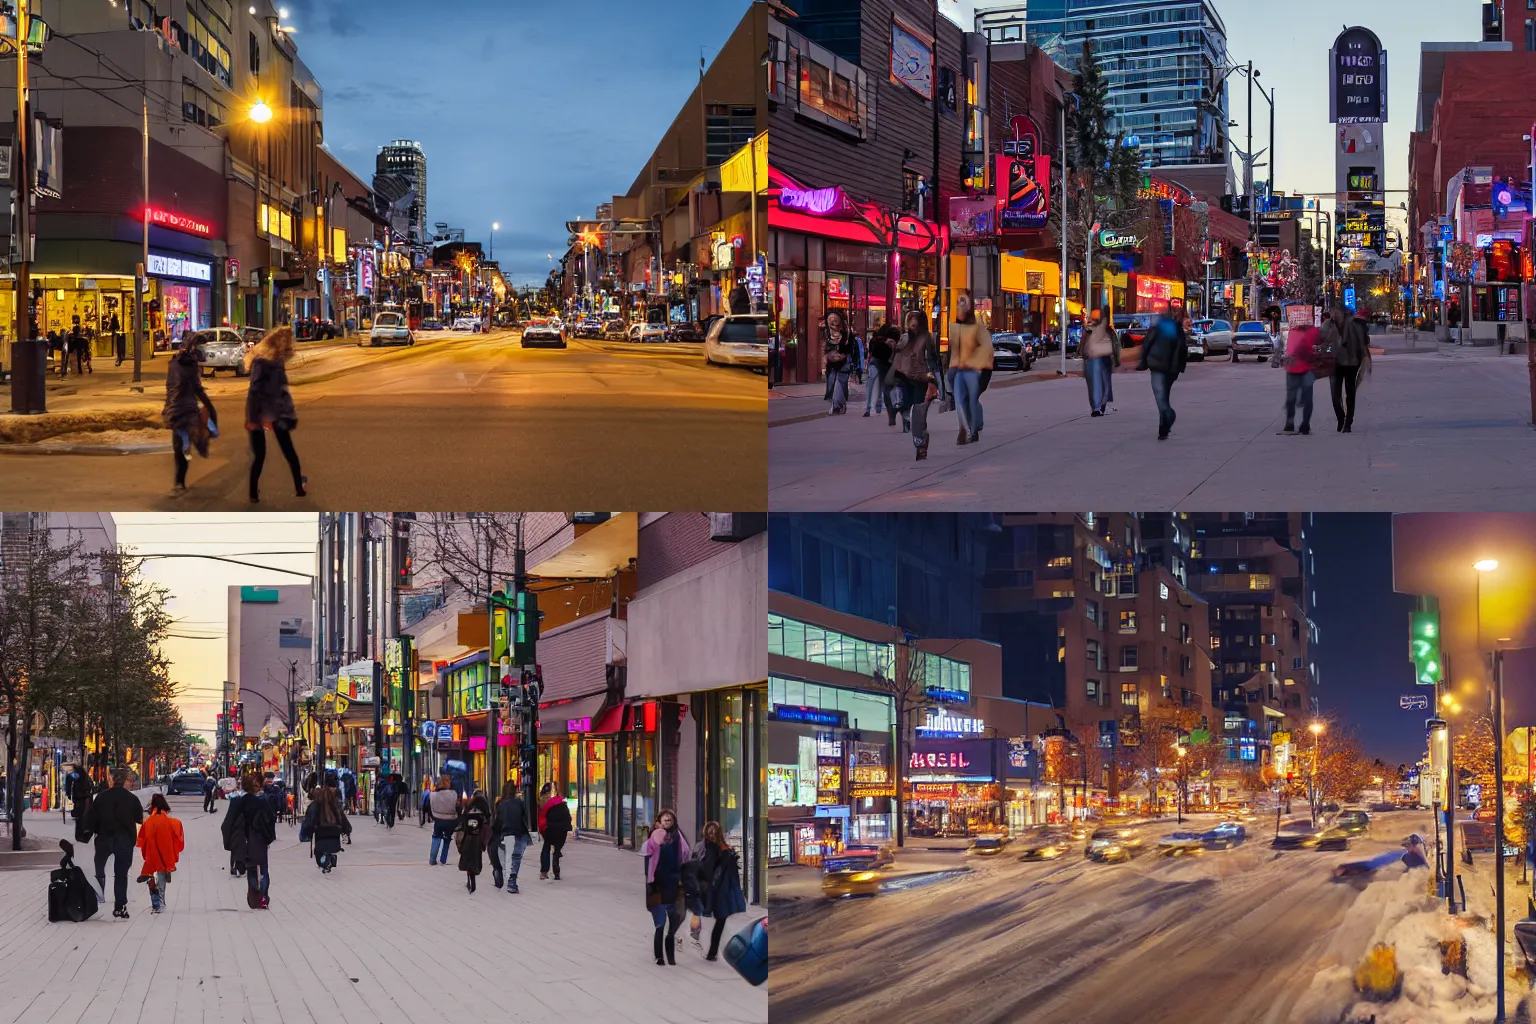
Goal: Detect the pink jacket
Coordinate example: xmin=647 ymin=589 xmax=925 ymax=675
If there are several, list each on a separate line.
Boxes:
xmin=1285 ymin=326 xmax=1321 ymax=375
xmin=642 ymin=827 xmax=692 ymax=883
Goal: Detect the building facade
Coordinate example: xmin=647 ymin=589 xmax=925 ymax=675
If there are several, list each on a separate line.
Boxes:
xmin=226 ymin=583 xmax=312 ymax=752
xmin=374 ymin=139 xmax=429 ymax=247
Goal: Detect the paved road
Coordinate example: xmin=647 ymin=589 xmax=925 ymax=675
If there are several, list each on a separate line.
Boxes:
xmin=770 ymin=816 xmax=1429 ymax=1024
xmin=0 ymin=330 xmax=765 ymax=508
xmin=769 ymin=340 xmax=1536 ymax=509
xmin=0 ymin=793 xmax=766 ymax=1024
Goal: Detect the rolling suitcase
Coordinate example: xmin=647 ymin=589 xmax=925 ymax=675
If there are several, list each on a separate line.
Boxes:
xmin=723 ymin=917 xmax=767 ymax=987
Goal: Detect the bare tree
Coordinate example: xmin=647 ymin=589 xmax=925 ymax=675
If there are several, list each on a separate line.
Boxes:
xmin=869 ymin=634 xmax=938 ymax=849
xmin=409 ymin=513 xmax=578 ymax=605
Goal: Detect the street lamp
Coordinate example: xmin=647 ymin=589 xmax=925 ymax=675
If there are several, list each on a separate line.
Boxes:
xmin=491 ymin=222 xmax=499 ymax=261
xmin=1473 ymin=557 xmax=1507 ymax=1023
xmin=1308 ymin=721 xmax=1325 ymax=826
xmin=1173 ymin=742 xmax=1187 ymax=823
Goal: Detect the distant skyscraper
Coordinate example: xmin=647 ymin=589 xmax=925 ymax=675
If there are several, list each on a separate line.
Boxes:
xmin=976 ymin=0 xmax=1230 ymax=168
xmin=375 ymin=140 xmax=428 ymax=245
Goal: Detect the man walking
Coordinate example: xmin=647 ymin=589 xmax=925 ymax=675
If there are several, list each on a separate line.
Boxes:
xmin=1137 ymin=303 xmax=1190 ymax=440
xmin=202 ymin=772 xmax=218 ymax=814
xmin=492 ymin=781 xmax=531 ymax=893
xmin=86 ymin=768 xmax=143 ymax=919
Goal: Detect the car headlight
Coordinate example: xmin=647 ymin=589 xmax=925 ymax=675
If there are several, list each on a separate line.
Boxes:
xmin=849 ymin=871 xmax=877 ymax=882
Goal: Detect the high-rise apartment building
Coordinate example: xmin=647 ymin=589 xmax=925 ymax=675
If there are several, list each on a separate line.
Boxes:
xmin=375 ymin=139 xmax=428 ymax=245
xmin=976 ymin=0 xmax=1231 ymax=168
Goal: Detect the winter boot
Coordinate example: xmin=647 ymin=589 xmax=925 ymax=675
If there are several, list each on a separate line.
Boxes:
xmin=957 ymin=426 xmax=969 ymax=445
xmin=654 ymin=927 xmax=666 ymax=966
xmin=492 ymin=870 xmax=504 ymax=890
xmin=112 ymin=904 xmax=128 ymax=919
xmin=540 ymin=870 xmax=549 ymax=880
xmin=507 ymin=875 xmax=520 ymax=894
xmin=665 ymin=933 xmax=676 ymax=966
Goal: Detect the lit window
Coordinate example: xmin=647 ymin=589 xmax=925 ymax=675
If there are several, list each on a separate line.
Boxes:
xmin=1120 ymin=681 xmax=1138 ymax=704
xmin=1119 ymin=610 xmax=1137 ymax=632
xmin=1160 ymin=614 xmax=1166 ymax=633
xmin=1248 ymin=574 xmax=1272 ymax=590
xmin=1048 ymin=555 xmax=1073 ymax=568
xmin=1159 ymin=582 xmax=1169 ymax=600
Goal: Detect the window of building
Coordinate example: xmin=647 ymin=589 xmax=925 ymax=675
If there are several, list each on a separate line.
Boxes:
xmin=1086 ymin=639 xmax=1104 ymax=671
xmin=1180 ymin=654 xmax=1191 ymax=675
xmin=705 ymin=104 xmax=756 ymax=167
xmin=1120 ymin=681 xmax=1138 ymax=705
xmin=1248 ymin=574 xmax=1272 ymax=590
xmin=1292 ymin=656 xmax=1302 ymax=670
xmin=1159 ymin=582 xmax=1169 ymax=599
xmin=1528 ymin=18 xmax=1536 ymax=50
xmin=1119 ymin=610 xmax=1137 ymax=633
xmin=1051 ymin=589 xmax=1075 ymax=599
xmin=1284 ymin=677 xmax=1295 ymax=686
xmin=181 ymin=79 xmax=225 ymax=128
xmin=1159 ymin=674 xmax=1170 ymax=697
xmin=795 ymin=43 xmax=866 ymax=139
xmin=1160 ymin=614 xmax=1167 ymax=633
xmin=179 ymin=4 xmax=232 ymax=88
xmin=1120 ymin=647 xmax=1138 ymax=670
xmin=1047 ymin=555 xmax=1072 ymax=568
xmin=249 ymin=31 xmax=260 ymax=75
xmin=1086 ymin=678 xmax=1102 ymax=705
xmin=768 ymin=613 xmax=897 ymax=679
xmin=902 ymin=168 xmax=923 ymax=213
xmin=1179 ymin=622 xmax=1190 ymax=644
xmin=1210 ymin=635 xmax=1220 ymax=649
xmin=1085 ymin=599 xmax=1099 ymax=625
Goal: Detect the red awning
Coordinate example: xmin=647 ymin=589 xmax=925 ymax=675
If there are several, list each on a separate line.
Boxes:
xmin=589 ymin=703 xmax=624 ymax=735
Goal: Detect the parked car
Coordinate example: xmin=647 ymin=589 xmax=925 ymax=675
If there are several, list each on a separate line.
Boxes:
xmin=627 ymin=322 xmax=668 ymax=343
xmin=990 ymin=332 xmax=1033 ymax=371
xmin=575 ymin=317 xmax=604 ymax=338
xmin=166 ymin=770 xmax=207 ymax=795
xmin=421 ymin=318 xmax=444 ymax=331
xmin=238 ymin=326 xmax=267 ymax=347
xmin=1015 ymin=828 xmax=1072 ymax=861
xmin=294 ymin=316 xmax=340 ymax=341
xmin=1112 ymin=313 xmax=1156 ymax=349
xmin=601 ymin=319 xmax=628 ymax=341
xmin=666 ymin=322 xmax=706 ymax=344
xmin=366 ymin=311 xmax=415 ymax=347
xmin=821 ymin=854 xmax=883 ymax=898
xmin=451 ymin=316 xmax=482 ymax=332
xmin=1232 ymin=320 xmax=1276 ymax=360
xmin=1195 ymin=319 xmax=1235 ymax=358
xmin=1200 ymin=822 xmax=1248 ymax=849
xmin=1271 ymin=819 xmax=1324 ymax=850
xmin=704 ymin=313 xmax=770 ymax=369
xmin=191 ymin=328 xmax=252 ymax=376
xmin=520 ymin=318 xmax=566 ymax=348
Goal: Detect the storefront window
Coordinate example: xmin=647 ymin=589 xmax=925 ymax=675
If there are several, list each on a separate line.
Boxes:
xmin=713 ymin=692 xmax=745 ymax=851
xmin=581 ymin=739 xmax=608 ymax=832
xmin=620 ymin=734 xmax=656 ymax=848
xmin=564 ymin=740 xmax=580 ymax=817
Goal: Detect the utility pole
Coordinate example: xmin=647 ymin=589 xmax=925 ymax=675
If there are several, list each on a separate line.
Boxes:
xmin=1495 ymin=647 xmax=1507 ymax=1023
xmin=1246 ymin=61 xmax=1255 ymax=321
xmin=133 ymin=89 xmax=147 ymax=382
xmin=11 ymin=0 xmax=32 ymax=407
xmin=1059 ymin=96 xmax=1070 ymax=375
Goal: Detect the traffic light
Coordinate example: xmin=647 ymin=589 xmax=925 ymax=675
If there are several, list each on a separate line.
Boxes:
xmin=1409 ymin=606 xmax=1442 ymax=686
xmin=513 ymin=589 xmax=538 ymax=665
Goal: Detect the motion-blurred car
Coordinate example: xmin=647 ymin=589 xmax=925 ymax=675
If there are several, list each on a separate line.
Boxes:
xmin=1113 ymin=313 xmax=1156 ymax=349
xmin=166 ymin=770 xmax=206 ymax=795
xmin=704 ymin=313 xmax=770 ymax=369
xmin=666 ymin=322 xmax=706 ymax=344
xmin=628 ymin=322 xmax=668 ymax=343
xmin=1085 ymin=826 xmax=1145 ymax=862
xmin=1317 ymin=826 xmax=1354 ymax=851
xmin=1200 ymin=822 xmax=1248 ymax=849
xmin=990 ymin=332 xmax=1033 ymax=371
xmin=842 ymin=843 xmax=895 ymax=868
xmin=193 ymin=328 xmax=251 ymax=376
xmin=1015 ymin=829 xmax=1072 ymax=860
xmin=575 ymin=317 xmax=604 ymax=338
xmin=1232 ymin=321 xmax=1276 ymax=360
xmin=1272 ymin=820 xmax=1324 ymax=849
xmin=821 ymin=855 xmax=883 ymax=898
xmin=451 ymin=316 xmax=481 ymax=332
xmin=1158 ymin=832 xmax=1206 ymax=856
xmin=967 ymin=836 xmax=1011 ymax=856
xmin=520 ymin=318 xmax=566 ymax=348
xmin=368 ymin=311 xmax=415 ymax=347
xmin=421 ymin=318 xmax=444 ymax=331
xmin=294 ymin=316 xmax=339 ymax=341
xmin=1331 ymin=810 xmax=1371 ymax=836
xmin=601 ymin=319 xmax=628 ymax=340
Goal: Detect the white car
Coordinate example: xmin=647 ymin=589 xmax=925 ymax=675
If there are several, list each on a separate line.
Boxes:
xmin=1232 ymin=320 xmax=1276 ymax=360
xmin=193 ymin=327 xmax=252 ymax=375
xmin=1194 ymin=319 xmax=1234 ymax=359
xmin=521 ymin=318 xmax=566 ymax=348
xmin=627 ymin=322 xmax=667 ymax=343
xmin=367 ymin=311 xmax=415 ymax=347
xmin=704 ymin=313 xmax=770 ymax=369
xmin=452 ymin=316 xmax=482 ymax=332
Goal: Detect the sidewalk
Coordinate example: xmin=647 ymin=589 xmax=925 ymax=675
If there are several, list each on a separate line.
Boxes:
xmin=0 ymin=794 xmax=766 ymax=1024
xmin=770 ymin=366 xmax=1074 ymax=427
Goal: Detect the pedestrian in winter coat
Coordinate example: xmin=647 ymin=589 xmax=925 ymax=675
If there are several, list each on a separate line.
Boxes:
xmin=1137 ymin=304 xmax=1190 ymax=440
xmin=698 ymin=821 xmax=748 ymax=961
xmin=299 ymin=785 xmax=350 ymax=872
xmin=201 ymin=773 xmax=218 ymax=813
xmin=643 ymin=808 xmax=692 ymax=966
xmin=135 ymin=793 xmax=183 ymax=913
xmin=491 ymin=781 xmax=531 ymax=892
xmin=890 ymin=310 xmax=937 ymax=459
xmin=243 ymin=326 xmax=306 ymax=503
xmin=864 ymin=323 xmax=895 ymax=417
xmin=110 ymin=312 xmax=125 ymax=366
xmin=225 ymin=773 xmax=276 ymax=908
xmin=1280 ymin=324 xmax=1323 ymax=435
xmin=538 ymin=783 xmax=572 ymax=880
xmin=456 ymin=792 xmax=492 ymax=892
xmin=822 ymin=311 xmax=855 ymax=415
xmin=1082 ymin=306 xmax=1121 ymax=417
xmin=948 ymin=293 xmax=993 ymax=446
xmin=163 ymin=336 xmax=218 ymax=491
xmin=428 ymin=775 xmax=460 ymax=865
xmin=86 ymin=768 xmax=144 ymax=918
xmin=1329 ymin=304 xmax=1372 ymax=433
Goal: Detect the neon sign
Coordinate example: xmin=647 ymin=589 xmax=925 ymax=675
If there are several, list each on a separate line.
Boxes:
xmin=916 ymin=711 xmax=985 ymax=736
xmin=1098 ymin=229 xmax=1142 ymax=249
xmin=144 ymin=206 xmax=213 ymax=237
xmin=908 ymin=750 xmax=972 ymax=770
xmin=779 ymin=185 xmax=845 ymax=216
xmin=1137 ymin=179 xmax=1193 ymax=206
xmin=1136 ymin=277 xmax=1177 ymax=305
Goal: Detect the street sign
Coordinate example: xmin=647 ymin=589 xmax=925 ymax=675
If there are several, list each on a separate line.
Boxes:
xmin=1400 ymin=694 xmax=1430 ymax=711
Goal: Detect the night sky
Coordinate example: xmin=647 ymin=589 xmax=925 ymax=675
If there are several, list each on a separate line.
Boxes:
xmin=1308 ymin=513 xmax=1419 ymax=765
xmin=284 ymin=0 xmax=748 ymax=284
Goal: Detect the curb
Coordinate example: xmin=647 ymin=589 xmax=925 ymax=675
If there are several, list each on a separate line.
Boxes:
xmin=0 ymin=442 xmax=169 ymax=455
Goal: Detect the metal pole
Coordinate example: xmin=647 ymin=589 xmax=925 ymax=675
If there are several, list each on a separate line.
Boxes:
xmin=485 ymin=525 xmax=496 ymax=796
xmin=9 ymin=0 xmax=31 ymax=410
xmin=1496 ymin=648 xmax=1507 ymax=1022
xmin=1446 ymin=653 xmax=1457 ymax=910
xmin=1059 ymin=98 xmax=1068 ymax=375
xmin=1246 ymin=62 xmax=1255 ymax=321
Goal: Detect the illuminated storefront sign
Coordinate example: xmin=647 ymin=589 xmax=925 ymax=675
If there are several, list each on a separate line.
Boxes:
xmin=147 ymin=252 xmax=212 ymax=283
xmin=1135 ymin=276 xmax=1184 ymax=306
xmin=566 ymin=717 xmax=591 ymax=733
xmin=779 ymin=185 xmax=847 ymax=216
xmin=996 ymin=114 xmax=1051 ymax=231
xmin=915 ymin=710 xmax=985 ymax=737
xmin=909 ymin=750 xmax=971 ymax=770
xmin=1098 ymin=229 xmax=1142 ymax=249
xmin=1137 ymin=179 xmax=1193 ymax=206
xmin=770 ymin=705 xmax=848 ymax=727
xmin=144 ymin=206 xmax=213 ymax=237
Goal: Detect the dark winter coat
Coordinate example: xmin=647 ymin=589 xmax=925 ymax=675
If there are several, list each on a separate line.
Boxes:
xmin=540 ymin=796 xmax=572 ymax=840
xmin=299 ymin=801 xmax=351 ymax=855
xmin=85 ymin=786 xmax=143 ymax=841
xmin=163 ymin=349 xmax=211 ymax=431
xmin=245 ymin=357 xmax=298 ymax=431
xmin=222 ymin=792 xmax=275 ymax=863
xmin=456 ymin=807 xmax=491 ymax=874
xmin=1138 ymin=315 xmax=1189 ymax=377
xmin=1338 ymin=315 xmax=1371 ymax=368
xmin=702 ymin=842 xmax=747 ymax=918
xmin=494 ymin=795 xmax=530 ymax=838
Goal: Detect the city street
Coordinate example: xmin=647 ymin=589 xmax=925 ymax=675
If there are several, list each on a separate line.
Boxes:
xmin=769 ymin=814 xmax=1434 ymax=1024
xmin=0 ymin=329 xmax=765 ymax=508
xmin=768 ymin=336 xmax=1536 ymax=510
xmin=0 ymin=792 xmax=766 ymax=1024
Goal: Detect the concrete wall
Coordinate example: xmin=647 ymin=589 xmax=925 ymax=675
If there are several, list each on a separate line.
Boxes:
xmin=228 ymin=583 xmax=313 ymax=731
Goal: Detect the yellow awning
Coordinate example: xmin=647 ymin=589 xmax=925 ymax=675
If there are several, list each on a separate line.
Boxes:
xmin=999 ymin=255 xmax=1062 ymax=295
xmin=529 ymin=513 xmax=637 ymax=579
xmin=720 ymin=134 xmax=768 ymax=195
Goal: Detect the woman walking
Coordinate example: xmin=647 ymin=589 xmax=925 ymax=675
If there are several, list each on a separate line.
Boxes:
xmin=427 ymin=775 xmax=459 ymax=865
xmin=231 ymin=773 xmax=275 ymax=908
xmin=537 ymin=783 xmax=572 ymax=880
xmin=864 ymin=321 xmax=894 ymax=418
xmin=643 ymin=808 xmax=691 ymax=966
xmin=243 ymin=326 xmax=307 ymax=503
xmin=162 ymin=334 xmax=217 ymax=493
xmin=1327 ymin=303 xmax=1371 ymax=432
xmin=456 ymin=791 xmax=492 ymax=893
xmin=699 ymin=821 xmax=748 ymax=961
xmin=822 ymin=311 xmax=854 ymax=415
xmin=299 ymin=784 xmax=351 ymax=873
xmin=948 ymin=293 xmax=992 ymax=445
xmin=890 ymin=310 xmax=937 ymax=459
xmin=135 ymin=793 xmax=184 ymax=914
xmin=1279 ymin=322 xmax=1322 ymax=436
xmin=1082 ymin=306 xmax=1120 ymax=417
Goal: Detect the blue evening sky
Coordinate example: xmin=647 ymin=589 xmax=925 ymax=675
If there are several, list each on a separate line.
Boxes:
xmin=286 ymin=0 xmax=750 ymax=284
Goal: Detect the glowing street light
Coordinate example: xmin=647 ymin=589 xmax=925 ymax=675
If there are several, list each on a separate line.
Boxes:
xmin=249 ymin=100 xmax=273 ymax=123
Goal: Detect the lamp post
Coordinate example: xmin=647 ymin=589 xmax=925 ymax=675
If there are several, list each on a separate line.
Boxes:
xmin=1308 ymin=721 xmax=1325 ymax=827
xmin=1474 ymin=557 xmax=1505 ymax=1023
xmin=1173 ymin=742 xmax=1187 ymax=823
xmin=491 ymin=222 xmax=499 ymax=261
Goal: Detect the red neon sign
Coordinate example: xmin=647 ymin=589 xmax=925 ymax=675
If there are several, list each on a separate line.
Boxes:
xmin=144 ymin=207 xmax=213 ymax=238
xmin=1136 ymin=276 xmax=1177 ymax=305
xmin=768 ymin=167 xmax=948 ymax=256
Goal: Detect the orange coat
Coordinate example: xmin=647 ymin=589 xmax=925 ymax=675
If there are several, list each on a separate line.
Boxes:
xmin=136 ymin=810 xmax=184 ymax=874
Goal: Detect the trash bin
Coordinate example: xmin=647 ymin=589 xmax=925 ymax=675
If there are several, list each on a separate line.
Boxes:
xmin=8 ymin=338 xmax=46 ymax=414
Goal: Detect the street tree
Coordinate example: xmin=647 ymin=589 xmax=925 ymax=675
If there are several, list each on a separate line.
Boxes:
xmin=410 ymin=513 xmax=579 ymax=607
xmin=869 ymin=634 xmax=937 ymax=849
xmin=1453 ymin=712 xmax=1497 ymax=796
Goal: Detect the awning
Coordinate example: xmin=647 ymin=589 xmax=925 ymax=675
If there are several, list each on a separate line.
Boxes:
xmin=589 ymin=702 xmax=625 ymax=735
xmin=530 ymin=512 xmax=637 ymax=579
xmin=542 ymin=691 xmax=609 ymax=732
xmin=1261 ymin=705 xmax=1289 ymax=719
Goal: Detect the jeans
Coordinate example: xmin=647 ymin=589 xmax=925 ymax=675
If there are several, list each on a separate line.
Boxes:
xmin=865 ymin=359 xmax=889 ymax=414
xmin=203 ymin=790 xmax=216 ymax=813
xmin=1330 ymin=363 xmax=1359 ymax=427
xmin=539 ymin=833 xmax=565 ymax=875
xmin=1285 ymin=370 xmax=1315 ymax=430
xmin=928 ymin=357 xmax=946 ymax=402
xmin=1149 ymin=371 xmax=1177 ymax=437
xmin=651 ymin=902 xmax=684 ymax=930
xmin=248 ymin=427 xmax=303 ymax=500
xmin=497 ymin=834 xmax=530 ymax=886
xmin=430 ymin=818 xmax=456 ymax=864
xmin=827 ymin=370 xmax=849 ymax=412
xmin=952 ymin=368 xmax=983 ymax=436
xmin=246 ymin=858 xmax=270 ymax=898
xmin=383 ymin=803 xmax=395 ymax=829
xmin=1085 ymin=356 xmax=1111 ymax=413
xmin=93 ymin=832 xmax=134 ymax=907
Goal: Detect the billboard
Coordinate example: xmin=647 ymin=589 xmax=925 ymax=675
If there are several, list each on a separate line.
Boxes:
xmin=997 ymin=114 xmax=1050 ymax=231
xmin=1329 ymin=27 xmax=1386 ymax=125
xmin=948 ymin=196 xmax=997 ymax=243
